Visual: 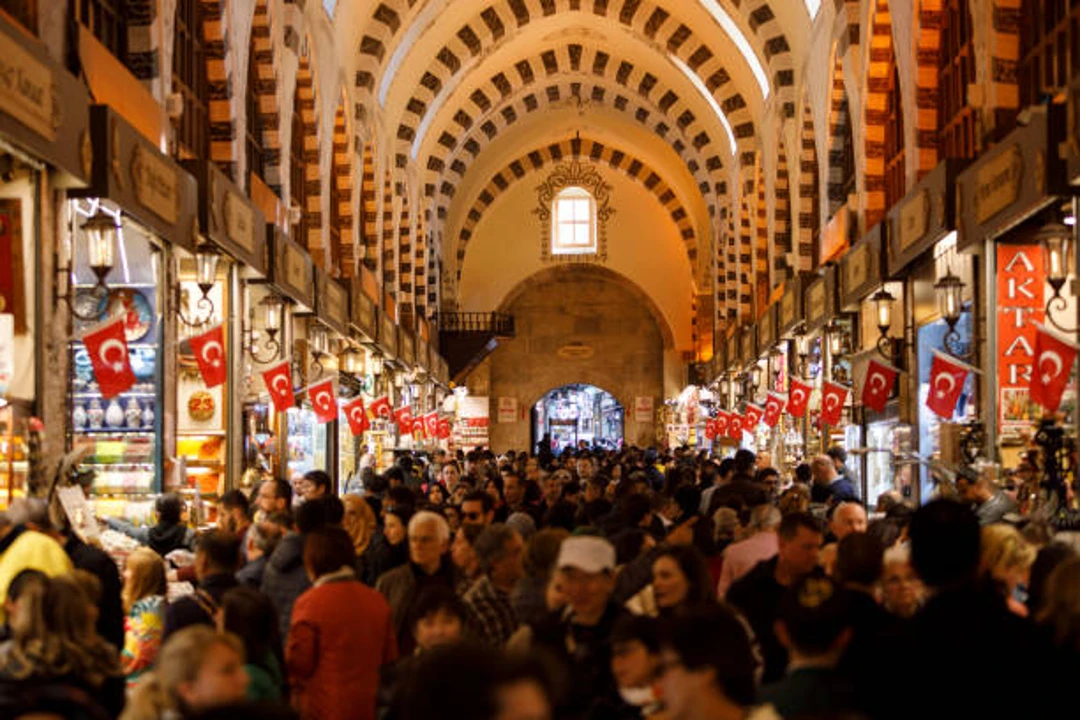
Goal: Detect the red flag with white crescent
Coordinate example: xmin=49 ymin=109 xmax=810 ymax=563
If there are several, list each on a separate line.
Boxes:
xmin=187 ymin=324 xmax=227 ymax=388
xmin=926 ymin=352 xmax=969 ymax=419
xmin=82 ymin=316 xmax=136 ymax=399
xmin=861 ymin=358 xmax=899 ymax=413
xmin=437 ymin=418 xmax=452 ymax=439
xmin=820 ymin=381 xmax=849 ymax=426
xmin=763 ymin=393 xmax=786 ymax=427
xmin=425 ymin=411 xmax=439 ymax=437
xmin=342 ymin=396 xmax=370 ymax=436
xmin=1030 ymin=323 xmax=1078 ymax=413
xmin=411 ymin=416 xmax=428 ymax=438
xmin=368 ymin=395 xmax=392 ymax=421
xmin=715 ymin=412 xmax=730 ymax=438
xmin=394 ymin=405 xmax=414 ymax=434
xmin=787 ymin=378 xmax=812 ymax=417
xmin=704 ymin=418 xmax=717 ymax=440
xmin=307 ymin=378 xmax=338 ymax=424
xmin=727 ymin=413 xmax=743 ymax=440
xmin=744 ymin=404 xmax=764 ymax=428
xmin=261 ymin=360 xmax=295 ymax=413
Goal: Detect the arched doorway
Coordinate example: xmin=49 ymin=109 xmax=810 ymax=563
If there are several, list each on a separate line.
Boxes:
xmin=532 ymin=384 xmax=624 ymax=454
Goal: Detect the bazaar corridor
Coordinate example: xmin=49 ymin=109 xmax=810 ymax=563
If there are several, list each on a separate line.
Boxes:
xmin=0 ymin=0 xmax=1077 ymax=718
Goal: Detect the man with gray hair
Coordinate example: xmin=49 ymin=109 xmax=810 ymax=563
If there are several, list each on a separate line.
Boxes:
xmin=717 ymin=504 xmax=782 ymax=598
xmin=377 ymin=510 xmax=455 ymax=653
xmin=464 ymin=523 xmax=525 ymax=647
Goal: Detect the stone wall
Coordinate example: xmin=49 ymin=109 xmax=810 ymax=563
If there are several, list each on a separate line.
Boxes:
xmin=485 ymin=266 xmax=664 ymax=452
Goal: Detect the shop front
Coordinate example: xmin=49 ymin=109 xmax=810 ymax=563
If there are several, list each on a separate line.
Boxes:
xmin=777 ymin=277 xmax=806 ymax=468
xmin=67 ymin=106 xmax=199 ymax=519
xmin=749 ymin=305 xmax=782 ymax=465
xmin=314 ymin=268 xmax=351 ymax=490
xmin=349 ymin=272 xmax=383 ymax=467
xmin=957 ymin=105 xmax=1075 ymax=509
xmin=376 ymin=303 xmax=403 ymax=464
xmin=798 ymin=267 xmax=838 ymax=456
xmin=0 ymin=13 xmax=92 ymax=507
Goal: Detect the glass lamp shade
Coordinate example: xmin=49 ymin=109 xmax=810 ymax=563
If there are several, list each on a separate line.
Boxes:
xmin=394 ymin=372 xmax=405 ymax=389
xmin=368 ymin=353 xmax=384 ymax=377
xmin=871 ymin=288 xmax=896 ymax=334
xmin=795 ymin=333 xmax=809 ymax=359
xmin=309 ymin=325 xmax=328 ymax=356
xmin=81 ymin=211 xmax=117 ymax=276
xmin=342 ymin=350 xmax=363 ymax=375
xmin=195 ymin=249 xmax=220 ymax=290
xmin=750 ymin=365 xmax=763 ymax=389
xmin=260 ymin=295 xmax=282 ymax=332
xmin=934 ymin=271 xmax=965 ymax=327
xmin=1040 ymin=223 xmax=1073 ymax=290
xmin=719 ymin=376 xmax=731 ymax=398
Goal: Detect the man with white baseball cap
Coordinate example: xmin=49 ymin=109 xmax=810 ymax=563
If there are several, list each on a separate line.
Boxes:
xmin=531 ymin=534 xmax=628 ymax=719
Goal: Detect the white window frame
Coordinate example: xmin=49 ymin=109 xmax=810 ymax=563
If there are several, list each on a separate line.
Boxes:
xmin=551 ymin=186 xmax=597 ymax=256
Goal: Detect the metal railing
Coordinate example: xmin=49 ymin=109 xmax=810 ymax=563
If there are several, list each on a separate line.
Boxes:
xmin=434 ymin=312 xmax=515 ymax=336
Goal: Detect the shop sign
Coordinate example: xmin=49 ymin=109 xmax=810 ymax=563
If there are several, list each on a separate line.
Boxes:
xmin=888 ymin=160 xmax=960 ymax=277
xmin=417 ymin=339 xmax=430 ymax=372
xmin=352 ymin=288 xmax=376 ymax=339
xmin=634 ymin=396 xmax=654 ymax=424
xmin=379 ymin=309 xmax=397 ymax=357
xmin=779 ymin=278 xmax=803 ymax=336
xmin=996 ymin=244 xmax=1045 ymax=428
xmin=897 ymin=190 xmax=929 ymax=253
xmin=224 ymin=191 xmax=255 ymax=255
xmin=757 ymin=306 xmax=776 ymax=351
xmin=131 ymin=145 xmax=179 ymax=224
xmin=739 ymin=328 xmax=756 ymax=366
xmin=400 ymin=330 xmax=415 ymax=365
xmin=821 ymin=206 xmax=851 ymax=265
xmin=269 ymin=230 xmax=313 ymax=308
xmin=840 ymin=228 xmax=883 ymax=311
xmin=317 ymin=271 xmax=349 ymax=336
xmin=804 ymin=269 xmax=836 ymax=333
xmin=974 ymin=146 xmax=1023 ymax=226
xmin=497 ymin=397 xmax=518 ymax=424
xmin=0 ymin=32 xmax=56 ymax=141
xmin=725 ymin=333 xmax=739 ymax=372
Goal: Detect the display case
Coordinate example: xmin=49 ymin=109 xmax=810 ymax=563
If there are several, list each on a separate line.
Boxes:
xmin=286 ymin=405 xmax=329 ymax=479
xmin=0 ymin=401 xmax=31 ymax=509
xmin=68 ymin=207 xmax=163 ymax=508
xmin=338 ymin=405 xmax=357 ymax=492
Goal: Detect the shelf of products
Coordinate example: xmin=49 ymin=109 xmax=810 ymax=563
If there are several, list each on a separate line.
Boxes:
xmin=177 ymin=434 xmax=225 ymax=496
xmin=0 ymin=402 xmax=31 ymax=510
xmin=287 ymin=406 xmax=329 ymax=479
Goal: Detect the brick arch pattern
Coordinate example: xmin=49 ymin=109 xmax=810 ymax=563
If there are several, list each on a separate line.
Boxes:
xmin=754 ymin=157 xmax=768 ymax=313
xmin=453 ymin=136 xmax=699 ymax=279
xmin=293 ymin=50 xmax=324 ymax=265
xmin=331 ymin=96 xmax=356 ymax=277
xmin=738 ymin=193 xmax=752 ymax=322
xmin=796 ymin=99 xmax=818 ymax=272
xmin=419 ymin=54 xmax=728 ymax=223
xmin=200 ymin=0 xmax=237 ymax=179
xmin=774 ymin=137 xmax=791 ymax=281
xmin=914 ymin=0 xmax=944 ymax=176
xmin=249 ymin=0 xmax=283 ymax=194
xmin=398 ymin=190 xmax=413 ymax=311
xmin=360 ymin=142 xmax=378 ymax=271
xmin=827 ymin=53 xmax=855 ymax=220
xmin=354 ymin=0 xmax=793 ymax=160
xmin=380 ymin=172 xmax=396 ymax=299
xmin=864 ymin=0 xmax=898 ymax=230
xmin=724 ymin=210 xmax=737 ymax=324
xmin=715 ymin=210 xmax=727 ymax=330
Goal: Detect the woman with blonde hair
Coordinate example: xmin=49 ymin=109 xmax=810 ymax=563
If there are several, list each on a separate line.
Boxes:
xmin=121 ymin=625 xmax=248 ymax=720
xmin=0 ymin=574 xmax=124 ymax=716
xmin=980 ymin=523 xmax=1037 ymax=617
xmin=120 ymin=547 xmax=168 ymax=687
xmin=342 ymin=494 xmax=377 ymax=557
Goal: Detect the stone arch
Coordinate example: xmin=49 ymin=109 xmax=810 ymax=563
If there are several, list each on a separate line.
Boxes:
xmin=359 ymin=142 xmax=378 ymax=271
xmin=330 ymin=93 xmax=355 ymax=277
xmin=797 ymin=98 xmax=819 ymax=272
xmin=864 ymin=0 xmax=903 ymax=230
xmin=496 ymin=264 xmax=676 ymax=352
xmin=753 ymin=156 xmax=768 ymax=312
xmin=724 ymin=208 xmax=737 ymax=324
xmin=738 ymin=194 xmax=753 ymax=322
xmin=200 ymin=0 xmax=236 ymax=178
xmin=827 ymin=51 xmax=855 ymax=221
xmin=292 ymin=46 xmax=323 ymax=264
xmin=247 ymin=0 xmax=283 ymax=194
xmin=774 ymin=137 xmax=791 ymax=280
xmin=380 ymin=171 xmax=396 ymax=299
xmin=397 ymin=189 xmax=414 ymax=314
xmin=934 ymin=0 xmax=977 ymax=161
xmin=453 ymin=136 xmax=698 ymax=278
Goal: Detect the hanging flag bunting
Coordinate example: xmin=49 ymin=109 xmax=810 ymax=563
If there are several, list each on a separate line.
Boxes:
xmin=787 ymin=378 xmax=812 ymax=417
xmin=394 ymin=405 xmax=414 ymax=434
xmin=425 ymin=411 xmax=439 ymax=438
xmin=307 ymin=378 xmax=338 ymax=424
xmin=744 ymin=404 xmax=764 ymax=428
xmin=926 ymin=351 xmax=974 ymax=419
xmin=819 ymin=381 xmax=849 ymax=426
xmin=410 ymin=416 xmax=428 ymax=438
xmin=861 ymin=358 xmax=900 ymax=413
xmin=436 ymin=417 xmax=452 ymax=439
xmin=82 ymin=315 xmax=136 ymax=399
xmin=727 ymin=413 xmax=743 ymax=440
xmin=342 ymin=396 xmax=370 ymax=436
xmin=187 ymin=324 xmax=227 ymax=388
xmin=704 ymin=418 xmax=717 ymax=440
xmin=715 ymin=411 xmax=730 ymax=438
xmin=261 ymin=360 xmax=295 ymax=413
xmin=368 ymin=395 xmax=392 ymax=421
xmin=763 ymin=393 xmax=786 ymax=427
xmin=1029 ymin=323 xmax=1078 ymax=413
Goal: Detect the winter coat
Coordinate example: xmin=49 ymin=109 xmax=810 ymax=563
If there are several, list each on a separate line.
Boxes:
xmin=261 ymin=533 xmax=311 ymax=641
xmin=104 ymin=518 xmax=195 ymax=558
xmin=375 ymin=558 xmax=455 ymax=654
xmin=66 ymin=535 xmax=125 ymax=651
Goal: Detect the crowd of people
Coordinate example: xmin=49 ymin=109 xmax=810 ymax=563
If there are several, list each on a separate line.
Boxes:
xmin=0 ymin=443 xmax=1078 ymax=719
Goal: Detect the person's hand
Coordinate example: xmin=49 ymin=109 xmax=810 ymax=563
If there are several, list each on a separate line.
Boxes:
xmin=667 ymin=516 xmax=697 ymax=546
xmin=166 ymin=569 xmax=179 ymax=583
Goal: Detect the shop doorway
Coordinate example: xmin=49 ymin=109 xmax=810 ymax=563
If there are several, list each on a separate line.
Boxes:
xmin=532 ymin=384 xmax=624 ymax=454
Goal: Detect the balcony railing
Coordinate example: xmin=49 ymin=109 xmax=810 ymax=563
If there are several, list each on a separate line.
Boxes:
xmin=434 ymin=312 xmax=515 ymax=336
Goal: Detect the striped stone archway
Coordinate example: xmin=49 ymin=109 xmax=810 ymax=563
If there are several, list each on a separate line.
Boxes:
xmin=797 ymin=99 xmax=819 ymax=273
xmin=774 ymin=138 xmax=791 ymax=282
xmin=331 ymin=94 xmax=356 ymax=277
xmin=359 ymin=142 xmax=378 ymax=271
xmin=200 ymin=0 xmax=237 ymax=179
xmin=864 ymin=0 xmax=900 ymax=230
xmin=248 ymin=0 xmax=283 ymax=194
xmin=292 ymin=47 xmax=323 ymax=265
xmin=827 ymin=52 xmax=855 ymax=220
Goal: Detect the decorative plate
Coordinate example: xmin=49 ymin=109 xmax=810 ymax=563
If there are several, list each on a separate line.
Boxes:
xmin=188 ymin=391 xmax=215 ymax=422
xmin=73 ymin=289 xmax=104 ymax=322
xmin=98 ymin=289 xmax=153 ymax=342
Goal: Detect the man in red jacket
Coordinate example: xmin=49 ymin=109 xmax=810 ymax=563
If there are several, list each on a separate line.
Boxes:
xmin=287 ymin=526 xmax=398 ymax=720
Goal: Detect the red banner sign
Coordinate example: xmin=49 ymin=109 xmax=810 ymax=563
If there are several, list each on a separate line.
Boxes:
xmin=997 ymin=245 xmax=1045 ymax=426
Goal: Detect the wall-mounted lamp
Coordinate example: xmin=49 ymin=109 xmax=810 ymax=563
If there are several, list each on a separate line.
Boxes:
xmin=719 ymin=374 xmax=731 ymax=404
xmin=1038 ymin=222 xmax=1077 ymax=334
xmin=177 ymin=247 xmax=221 ymax=328
xmin=308 ymin=323 xmax=329 ymax=377
xmin=934 ymin=268 xmax=970 ymax=357
xmin=870 ymin=287 xmax=896 ymax=359
xmin=368 ymin=352 xmax=384 ymax=378
xmin=55 ymin=210 xmax=118 ymax=321
xmin=340 ymin=348 xmax=364 ymax=376
xmin=244 ymin=293 xmax=285 ymax=363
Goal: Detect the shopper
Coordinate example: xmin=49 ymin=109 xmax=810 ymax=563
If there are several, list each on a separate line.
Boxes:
xmin=717 ymin=505 xmax=780 ymax=598
xmin=0 ymin=511 xmax=74 ymax=625
xmin=219 ymin=586 xmax=284 ymax=702
xmin=464 ymin=524 xmax=525 ymax=647
xmin=105 ymin=493 xmax=196 ymax=557
xmin=236 ymin=521 xmax=283 ymax=589
xmin=164 ymin=530 xmax=240 ymax=638
xmin=120 ymin=547 xmax=168 ymax=688
xmin=362 ymin=507 xmax=411 ymax=586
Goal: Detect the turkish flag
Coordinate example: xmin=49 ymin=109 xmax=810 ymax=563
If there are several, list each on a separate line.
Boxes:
xmin=342 ymin=397 xmax=370 ymax=436
xmin=787 ymin=378 xmax=812 ymax=417
xmin=820 ymin=381 xmax=849 ymax=426
xmin=394 ymin=405 xmax=413 ymax=434
xmin=715 ymin=412 xmax=730 ymax=438
xmin=307 ymin=378 xmax=337 ymax=424
xmin=411 ymin=416 xmax=428 ymax=438
xmin=763 ymin=393 xmax=785 ymax=427
xmin=82 ymin=316 xmax=136 ymax=399
xmin=861 ymin=358 xmax=899 ymax=412
xmin=926 ymin=352 xmax=969 ymax=419
xmin=188 ymin=324 xmax=227 ymax=388
xmin=704 ymin=418 xmax=717 ymax=440
xmin=1030 ymin=324 xmax=1078 ymax=413
xmin=437 ymin=418 xmax=452 ymax=439
xmin=261 ymin=360 xmax=295 ymax=413
xmin=425 ymin=411 xmax=439 ymax=437
xmin=368 ymin=395 xmax=392 ymax=422
xmin=728 ymin=413 xmax=743 ymax=440
xmin=744 ymin=404 xmax=764 ymax=428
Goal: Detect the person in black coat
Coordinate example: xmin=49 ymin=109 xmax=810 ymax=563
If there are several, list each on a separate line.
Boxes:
xmin=164 ymin=530 xmax=240 ymax=639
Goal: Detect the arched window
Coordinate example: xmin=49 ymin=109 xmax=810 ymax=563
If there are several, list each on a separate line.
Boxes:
xmin=551 ymin=186 xmax=596 ymax=256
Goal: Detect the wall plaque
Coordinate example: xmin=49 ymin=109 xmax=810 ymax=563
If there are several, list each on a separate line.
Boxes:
xmin=131 ymin=144 xmax=179 ymax=224
xmin=284 ymin=243 xmax=308 ymax=294
xmin=0 ymin=32 xmax=56 ymax=141
xmin=353 ymin=289 xmax=376 ymax=339
xmin=806 ymin=280 xmax=826 ymax=323
xmin=379 ymin=310 xmax=397 ymax=357
xmin=319 ymin=273 xmax=349 ymax=335
xmin=844 ymin=241 xmax=870 ymax=292
xmin=974 ymin=145 xmax=1023 ymax=225
xmin=897 ymin=189 xmax=929 ymax=252
xmin=224 ymin=191 xmax=255 ymax=254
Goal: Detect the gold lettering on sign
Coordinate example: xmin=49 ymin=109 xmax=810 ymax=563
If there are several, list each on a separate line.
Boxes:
xmin=898 ymin=189 xmax=929 ymax=252
xmin=845 ymin=243 xmax=870 ymax=294
xmin=0 ymin=34 xmax=56 ymax=141
xmin=284 ymin=244 xmax=308 ymax=294
xmin=807 ymin=282 xmax=825 ymax=322
xmin=131 ymin=145 xmax=179 ymax=224
xmin=224 ymin=192 xmax=255 ymax=253
xmin=974 ymin=145 xmax=1023 ymax=225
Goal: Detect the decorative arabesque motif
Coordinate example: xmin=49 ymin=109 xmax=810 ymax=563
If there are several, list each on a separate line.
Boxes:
xmin=534 ymin=161 xmax=615 ymax=264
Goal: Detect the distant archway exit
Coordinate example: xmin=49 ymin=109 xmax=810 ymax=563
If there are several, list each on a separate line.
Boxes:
xmin=532 ymin=384 xmax=624 ymax=454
